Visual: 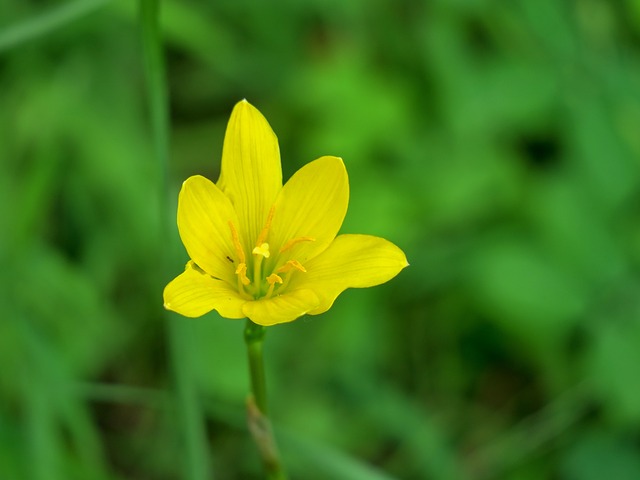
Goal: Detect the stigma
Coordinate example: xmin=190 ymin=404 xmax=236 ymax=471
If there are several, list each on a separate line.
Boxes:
xmin=252 ymin=243 xmax=270 ymax=258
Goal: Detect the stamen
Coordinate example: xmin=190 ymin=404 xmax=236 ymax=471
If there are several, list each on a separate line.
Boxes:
xmin=252 ymin=243 xmax=270 ymax=258
xmin=255 ymin=205 xmax=276 ymax=247
xmin=228 ymin=221 xmax=246 ymax=264
xmin=265 ymin=273 xmax=283 ymax=298
xmin=235 ymin=263 xmax=251 ymax=286
xmin=277 ymin=260 xmax=307 ymax=273
xmin=279 ymin=236 xmax=315 ymax=253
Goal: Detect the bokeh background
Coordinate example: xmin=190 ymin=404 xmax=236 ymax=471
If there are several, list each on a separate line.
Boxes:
xmin=2 ymin=0 xmax=640 ymax=479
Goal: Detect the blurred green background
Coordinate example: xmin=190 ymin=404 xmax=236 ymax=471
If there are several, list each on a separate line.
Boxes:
xmin=2 ymin=0 xmax=640 ymax=479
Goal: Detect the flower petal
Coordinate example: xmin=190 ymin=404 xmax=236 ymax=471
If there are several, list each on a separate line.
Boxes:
xmin=177 ymin=175 xmax=242 ymax=285
xmin=288 ymin=234 xmax=408 ymax=315
xmin=242 ymin=289 xmax=320 ymax=326
xmin=217 ymin=100 xmax=282 ymax=253
xmin=164 ymin=262 xmax=246 ymax=318
xmin=268 ymin=156 xmax=348 ymax=266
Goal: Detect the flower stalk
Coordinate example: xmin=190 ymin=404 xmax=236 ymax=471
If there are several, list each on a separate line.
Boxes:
xmin=244 ymin=320 xmax=268 ymax=414
xmin=244 ymin=320 xmax=287 ymax=479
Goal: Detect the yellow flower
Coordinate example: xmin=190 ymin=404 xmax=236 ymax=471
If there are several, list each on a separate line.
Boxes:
xmin=163 ymin=100 xmax=408 ymax=326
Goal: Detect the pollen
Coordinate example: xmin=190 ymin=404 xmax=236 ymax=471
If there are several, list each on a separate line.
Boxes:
xmin=228 ymin=221 xmax=246 ymax=264
xmin=255 ymin=205 xmax=275 ymax=247
xmin=280 ymin=236 xmax=315 ymax=253
xmin=235 ymin=262 xmax=251 ymax=286
xmin=277 ymin=260 xmax=307 ymax=273
xmin=265 ymin=273 xmax=283 ymax=298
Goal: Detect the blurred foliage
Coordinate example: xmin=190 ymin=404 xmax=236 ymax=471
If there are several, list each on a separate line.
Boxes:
xmin=1 ymin=0 xmax=640 ymax=479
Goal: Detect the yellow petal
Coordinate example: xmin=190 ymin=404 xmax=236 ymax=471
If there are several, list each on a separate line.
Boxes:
xmin=177 ymin=175 xmax=240 ymax=285
xmin=288 ymin=234 xmax=408 ymax=315
xmin=164 ymin=263 xmax=246 ymax=318
xmin=268 ymin=156 xmax=348 ymax=264
xmin=217 ymin=100 xmax=282 ymax=254
xmin=242 ymin=289 xmax=320 ymax=326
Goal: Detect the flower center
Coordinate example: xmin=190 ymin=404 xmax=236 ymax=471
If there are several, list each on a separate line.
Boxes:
xmin=228 ymin=206 xmax=314 ymax=300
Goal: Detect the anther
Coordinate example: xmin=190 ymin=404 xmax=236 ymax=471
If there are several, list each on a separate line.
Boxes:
xmin=279 ymin=236 xmax=315 ymax=253
xmin=235 ymin=263 xmax=251 ymax=286
xmin=277 ymin=260 xmax=307 ymax=273
xmin=228 ymin=221 xmax=246 ymax=264
xmin=255 ymin=205 xmax=276 ymax=247
xmin=265 ymin=273 xmax=283 ymax=298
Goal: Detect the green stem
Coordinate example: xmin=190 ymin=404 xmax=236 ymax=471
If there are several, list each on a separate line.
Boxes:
xmin=245 ymin=320 xmax=268 ymax=413
xmin=244 ymin=320 xmax=288 ymax=480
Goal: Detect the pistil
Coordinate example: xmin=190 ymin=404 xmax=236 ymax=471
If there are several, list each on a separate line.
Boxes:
xmin=252 ymin=243 xmax=270 ymax=295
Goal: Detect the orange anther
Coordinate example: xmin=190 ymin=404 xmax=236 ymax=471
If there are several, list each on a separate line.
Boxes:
xmin=228 ymin=221 xmax=246 ymax=264
xmin=235 ymin=263 xmax=251 ymax=285
xmin=277 ymin=260 xmax=307 ymax=273
xmin=255 ymin=205 xmax=276 ymax=247
xmin=279 ymin=236 xmax=315 ymax=253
